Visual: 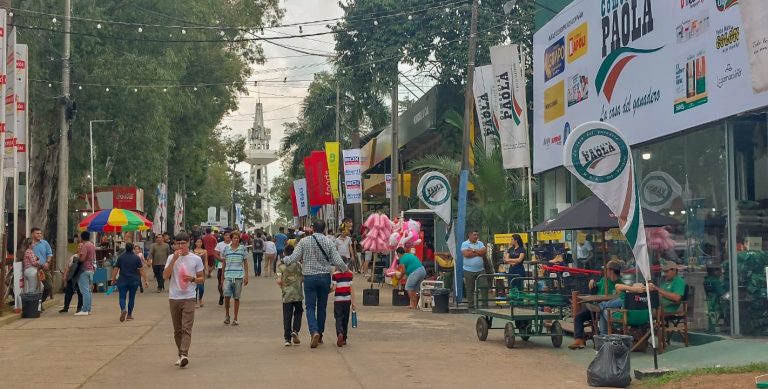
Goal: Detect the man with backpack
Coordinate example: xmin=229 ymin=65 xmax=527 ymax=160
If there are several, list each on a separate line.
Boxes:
xmin=252 ymin=233 xmax=265 ymax=276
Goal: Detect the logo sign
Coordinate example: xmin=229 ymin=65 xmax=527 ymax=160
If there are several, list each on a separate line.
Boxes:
xmin=544 ymin=80 xmax=565 ymax=123
xmin=417 ymin=172 xmax=452 ymax=224
xmin=716 ymin=0 xmax=738 ymax=11
xmin=640 ymin=171 xmax=683 ymax=211
xmin=544 ymin=37 xmax=565 ymax=82
xmin=569 ymin=127 xmax=629 ymax=184
xmin=567 ymin=23 xmax=588 ymax=63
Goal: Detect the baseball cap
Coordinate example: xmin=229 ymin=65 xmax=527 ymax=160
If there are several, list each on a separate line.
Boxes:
xmin=661 ymin=261 xmax=679 ymax=271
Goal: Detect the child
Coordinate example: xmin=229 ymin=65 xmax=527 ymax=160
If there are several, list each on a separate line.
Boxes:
xmin=331 ymin=266 xmax=355 ymax=347
xmin=276 ymin=245 xmax=303 ymax=347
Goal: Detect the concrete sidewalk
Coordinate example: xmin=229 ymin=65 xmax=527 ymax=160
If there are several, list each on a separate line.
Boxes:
xmin=0 ymin=274 xmax=590 ymax=388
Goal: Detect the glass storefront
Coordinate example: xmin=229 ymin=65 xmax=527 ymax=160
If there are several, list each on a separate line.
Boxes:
xmin=538 ymin=112 xmax=768 ymax=336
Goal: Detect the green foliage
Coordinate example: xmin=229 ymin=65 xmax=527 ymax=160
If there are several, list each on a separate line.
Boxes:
xmin=632 ymin=362 xmax=768 ymax=387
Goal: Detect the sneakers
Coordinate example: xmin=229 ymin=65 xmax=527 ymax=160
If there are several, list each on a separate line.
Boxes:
xmin=284 ymin=340 xmax=292 ymax=347
xmin=58 ymin=308 xmax=68 ymax=313
xmin=310 ymin=333 xmax=321 ymax=348
xmin=127 ymin=315 xmax=134 ymax=321
xmin=74 ymin=311 xmax=90 ymax=316
xmin=231 ymin=320 xmax=239 ymax=326
xmin=120 ymin=311 xmax=127 ymax=322
xmin=337 ymin=334 xmax=345 ymax=347
xmin=174 ymin=356 xmax=182 ymax=366
xmin=224 ymin=316 xmax=230 ymax=325
xmin=179 ymin=356 xmax=189 ymax=368
xmin=291 ymin=332 xmax=301 ymax=345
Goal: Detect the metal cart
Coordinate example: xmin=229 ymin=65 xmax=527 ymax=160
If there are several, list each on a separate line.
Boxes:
xmin=474 ymin=263 xmax=566 ymax=349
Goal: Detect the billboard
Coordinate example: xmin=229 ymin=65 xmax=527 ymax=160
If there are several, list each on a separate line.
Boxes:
xmin=533 ymin=0 xmax=768 ymax=173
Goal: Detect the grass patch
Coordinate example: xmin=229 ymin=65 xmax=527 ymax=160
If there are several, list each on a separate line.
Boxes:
xmin=633 ymin=362 xmax=768 ymax=387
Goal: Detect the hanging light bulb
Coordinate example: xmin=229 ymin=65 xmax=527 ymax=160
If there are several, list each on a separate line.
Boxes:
xmin=181 ymin=29 xmax=186 ymax=34
xmin=97 ymin=23 xmax=102 ymax=29
xmin=48 ymin=83 xmax=52 ymax=87
xmin=78 ymin=85 xmax=83 ymax=90
xmin=138 ymin=27 xmax=143 ymax=32
xmin=52 ymin=17 xmax=57 ymax=23
xmin=134 ymin=88 xmax=138 ymax=92
xmin=8 ymin=12 xmax=13 ymax=17
xmin=408 ymin=15 xmax=413 ymax=20
xmin=105 ymin=87 xmax=110 ymax=92
xmin=193 ymin=87 xmax=198 ymax=91
xmin=163 ymin=88 xmax=168 ymax=92
xmin=299 ymin=26 xmax=303 ymax=33
xmin=373 ymin=20 xmax=378 ymax=26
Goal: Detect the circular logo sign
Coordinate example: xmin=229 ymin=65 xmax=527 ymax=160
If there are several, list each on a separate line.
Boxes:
xmin=420 ymin=175 xmax=451 ymax=207
xmin=570 ymin=127 xmax=629 ymax=183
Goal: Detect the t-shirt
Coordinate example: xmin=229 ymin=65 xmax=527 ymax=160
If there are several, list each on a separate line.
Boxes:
xmin=660 ymin=275 xmax=687 ymax=313
xmin=595 ymin=277 xmax=617 ymax=295
xmin=506 ymin=246 xmax=526 ymax=276
xmin=398 ymin=253 xmax=423 ymax=276
xmin=252 ymin=238 xmax=265 ymax=253
xmin=115 ymin=252 xmax=143 ymax=285
xmin=336 ymin=236 xmax=352 ymax=258
xmin=277 ymin=262 xmax=303 ymax=303
xmin=461 ymin=240 xmax=485 ymax=272
xmin=332 ymin=271 xmax=354 ymax=302
xmin=149 ymin=242 xmax=171 ymax=266
xmin=577 ymin=240 xmax=593 ymax=259
xmin=33 ymin=239 xmax=53 ymax=266
xmin=215 ymin=241 xmax=231 ymax=269
xmin=79 ymin=241 xmax=96 ymax=272
xmin=264 ymin=241 xmax=277 ymax=255
xmin=275 ymin=233 xmax=288 ymax=250
xmin=223 ymin=244 xmax=247 ymax=279
xmin=165 ymin=253 xmax=204 ymax=300
xmin=202 ymin=234 xmax=218 ymax=258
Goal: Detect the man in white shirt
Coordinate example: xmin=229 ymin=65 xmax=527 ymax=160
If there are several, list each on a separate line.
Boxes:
xmin=214 ymin=232 xmax=232 ymax=306
xmin=577 ymin=234 xmax=594 ymax=269
xmin=336 ymin=230 xmax=356 ymax=272
xmin=163 ymin=232 xmax=204 ymax=368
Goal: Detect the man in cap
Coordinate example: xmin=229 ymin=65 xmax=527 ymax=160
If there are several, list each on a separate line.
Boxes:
xmin=649 ymin=261 xmax=687 ymax=314
xmin=568 ymin=260 xmax=623 ymax=349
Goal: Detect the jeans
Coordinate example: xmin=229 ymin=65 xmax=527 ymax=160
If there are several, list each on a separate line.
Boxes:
xmin=23 ymin=268 xmax=39 ymax=293
xmin=63 ymin=279 xmax=82 ymax=312
xmin=573 ymin=308 xmax=593 ymax=339
xmin=153 ymin=265 xmax=165 ymax=290
xmin=253 ymin=253 xmax=263 ymax=276
xmin=334 ymin=301 xmax=351 ymax=340
xmin=282 ymin=301 xmax=304 ymax=341
xmin=78 ymin=271 xmax=94 ymax=312
xmin=117 ymin=281 xmax=139 ymax=315
xmin=41 ymin=268 xmax=53 ymax=302
xmin=599 ymin=297 xmax=624 ymax=335
xmin=303 ymin=273 xmax=331 ymax=335
xmin=196 ymin=283 xmax=205 ymax=302
xmin=463 ymin=270 xmax=488 ymax=309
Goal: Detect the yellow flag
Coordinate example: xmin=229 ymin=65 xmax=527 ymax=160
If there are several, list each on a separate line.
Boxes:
xmin=325 ymin=142 xmax=341 ymax=199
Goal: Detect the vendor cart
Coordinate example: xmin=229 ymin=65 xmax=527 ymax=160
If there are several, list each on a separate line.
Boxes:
xmin=474 ymin=262 xmax=566 ymax=349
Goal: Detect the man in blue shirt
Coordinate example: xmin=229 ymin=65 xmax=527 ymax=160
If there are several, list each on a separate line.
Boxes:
xmin=32 ymin=227 xmax=54 ymax=305
xmin=274 ymin=227 xmax=288 ymax=260
xmin=461 ymin=231 xmax=487 ymax=310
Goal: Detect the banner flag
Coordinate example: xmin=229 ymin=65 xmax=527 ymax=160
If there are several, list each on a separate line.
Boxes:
xmin=219 ymin=208 xmax=229 ymax=228
xmin=416 ymin=172 xmax=456 ymax=260
xmin=206 ymin=206 xmax=217 ymax=225
xmin=325 ymin=142 xmax=341 ymax=199
xmin=473 ymin=65 xmax=499 ymax=154
xmin=385 ymin=174 xmax=392 ymax=199
xmin=342 ymin=148 xmax=362 ymax=204
xmin=490 ymin=44 xmax=530 ymax=169
xmin=563 ymin=121 xmax=649 ymax=281
xmin=235 ymin=203 xmax=243 ymax=231
xmin=304 ymin=151 xmax=334 ymax=206
xmin=153 ymin=183 xmax=167 ymax=234
xmin=3 ymin=26 xmax=15 ymax=177
xmin=293 ymin=178 xmax=309 ymax=217
xmin=290 ymin=185 xmax=299 ymax=216
xmin=14 ymin=44 xmax=26 ymax=172
xmin=173 ymin=192 xmax=184 ymax=234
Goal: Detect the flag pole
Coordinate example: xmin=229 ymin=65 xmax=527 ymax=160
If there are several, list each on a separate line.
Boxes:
xmin=645 ymin=280 xmax=659 ymax=370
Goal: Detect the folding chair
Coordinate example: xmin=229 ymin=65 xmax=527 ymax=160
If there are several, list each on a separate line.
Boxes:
xmin=607 ymin=290 xmax=665 ymax=353
xmin=664 ymin=285 xmax=692 ymax=347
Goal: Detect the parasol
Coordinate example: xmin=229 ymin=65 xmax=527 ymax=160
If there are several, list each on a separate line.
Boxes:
xmin=79 ymin=208 xmax=154 ymax=233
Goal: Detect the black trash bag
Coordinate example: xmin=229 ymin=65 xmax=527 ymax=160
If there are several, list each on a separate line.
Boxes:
xmin=587 ymin=335 xmax=632 ymax=388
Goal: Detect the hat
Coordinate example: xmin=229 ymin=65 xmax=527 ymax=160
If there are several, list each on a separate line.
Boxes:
xmin=605 ymin=260 xmax=623 ymax=271
xmin=661 ymin=261 xmax=678 ymax=271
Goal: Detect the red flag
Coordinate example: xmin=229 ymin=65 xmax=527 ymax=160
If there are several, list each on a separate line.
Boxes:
xmin=290 ymin=186 xmax=299 ymax=217
xmin=304 ymin=151 xmax=334 ymax=206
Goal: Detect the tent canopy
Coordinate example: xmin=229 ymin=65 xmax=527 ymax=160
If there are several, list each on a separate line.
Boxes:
xmin=533 ymin=195 xmax=679 ymax=232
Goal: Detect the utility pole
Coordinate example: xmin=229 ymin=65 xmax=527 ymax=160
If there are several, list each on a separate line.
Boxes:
xmin=455 ymin=0 xmax=479 ymax=304
xmin=390 ymin=81 xmax=399 ymax=220
xmin=335 ymin=82 xmax=341 ymax=232
xmin=55 ymin=0 xmax=71 ymax=279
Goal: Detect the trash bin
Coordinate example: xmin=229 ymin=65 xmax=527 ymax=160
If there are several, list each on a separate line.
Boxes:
xmin=432 ymin=288 xmax=450 ymax=313
xmin=587 ymin=335 xmax=633 ymax=388
xmin=21 ymin=292 xmax=41 ymax=319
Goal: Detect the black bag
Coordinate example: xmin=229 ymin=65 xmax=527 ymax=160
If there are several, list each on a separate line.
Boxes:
xmin=363 ymin=288 xmax=379 ymax=306
xmin=587 ymin=335 xmax=632 ymax=388
xmin=252 ymin=238 xmax=264 ymax=252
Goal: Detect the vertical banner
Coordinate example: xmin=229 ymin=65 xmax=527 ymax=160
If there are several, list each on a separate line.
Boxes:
xmin=219 ymin=208 xmax=229 ymax=228
xmin=14 ymin=44 xmax=26 ymax=172
xmin=324 ymin=142 xmax=340 ymax=199
xmin=304 ymin=151 xmax=333 ymax=206
xmin=153 ymin=183 xmax=167 ymax=234
xmin=235 ymin=203 xmax=243 ymax=230
xmin=206 ymin=206 xmax=217 ymax=225
xmin=3 ymin=26 xmax=14 ymax=178
xmin=490 ymin=44 xmax=530 ymax=170
xmin=289 ymin=185 xmax=299 ymax=216
xmin=473 ymin=65 xmax=499 ymax=154
xmin=293 ymin=178 xmax=309 ymax=217
xmin=385 ymin=174 xmax=392 ymax=199
xmin=342 ymin=148 xmax=362 ymax=204
xmin=416 ymin=172 xmax=457 ymax=265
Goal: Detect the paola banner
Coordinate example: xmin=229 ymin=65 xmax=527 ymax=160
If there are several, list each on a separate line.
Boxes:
xmin=490 ymin=44 xmax=530 ymax=170
xmin=304 ymin=150 xmax=334 ymax=206
xmin=473 ymin=65 xmax=499 ymax=154
xmin=325 ymin=142 xmax=341 ymax=199
xmin=293 ymin=178 xmax=309 ymax=217
xmin=342 ymin=148 xmax=362 ymax=204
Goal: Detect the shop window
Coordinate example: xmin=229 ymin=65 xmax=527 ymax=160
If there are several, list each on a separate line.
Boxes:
xmin=732 ymin=112 xmax=768 ymax=336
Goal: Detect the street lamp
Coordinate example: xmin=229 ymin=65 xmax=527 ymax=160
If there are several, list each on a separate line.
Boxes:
xmin=89 ymin=120 xmax=113 ymax=212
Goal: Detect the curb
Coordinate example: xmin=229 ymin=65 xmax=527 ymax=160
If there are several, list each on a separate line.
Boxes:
xmin=0 ymin=298 xmax=60 ymax=328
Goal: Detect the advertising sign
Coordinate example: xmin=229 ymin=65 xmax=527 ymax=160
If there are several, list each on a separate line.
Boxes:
xmin=293 ymin=178 xmax=309 ymax=217
xmin=490 ymin=44 xmax=530 ymax=169
xmin=342 ymin=148 xmax=362 ymax=204
xmin=325 ymin=142 xmax=340 ymax=199
xmin=534 ymin=0 xmax=768 ymax=173
xmin=14 ymin=44 xmax=26 ymax=172
xmin=304 ymin=151 xmax=333 ymax=206
xmin=473 ymin=65 xmax=499 ymax=153
xmin=206 ymin=206 xmax=217 ymax=224
xmin=385 ymin=173 xmax=392 ymax=199
xmin=3 ymin=26 xmax=14 ymax=177
xmin=640 ymin=171 xmax=683 ymax=211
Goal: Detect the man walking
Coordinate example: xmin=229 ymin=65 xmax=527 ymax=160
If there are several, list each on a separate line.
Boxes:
xmin=163 ymin=232 xmax=204 ymax=368
xmin=222 ymin=231 xmax=249 ymax=325
xmin=149 ymin=235 xmax=171 ymax=292
xmin=251 ymin=233 xmax=265 ymax=276
xmin=275 ymin=227 xmax=288 ymax=260
xmin=201 ymin=228 xmax=217 ymax=278
xmin=283 ymin=220 xmax=348 ymax=348
xmin=31 ymin=228 xmax=54 ymax=306
xmin=76 ymin=231 xmax=96 ymax=316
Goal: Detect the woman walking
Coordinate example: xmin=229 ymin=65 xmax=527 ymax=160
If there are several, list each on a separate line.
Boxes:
xmin=20 ymin=238 xmax=39 ymax=293
xmin=192 ymin=239 xmax=209 ymax=307
xmin=112 ymin=242 xmax=148 ymax=322
xmin=134 ymin=243 xmax=148 ymax=293
xmin=264 ymin=236 xmax=277 ymax=277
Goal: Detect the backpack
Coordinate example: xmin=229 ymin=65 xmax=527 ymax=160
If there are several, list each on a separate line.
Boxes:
xmin=253 ymin=238 xmax=264 ymax=252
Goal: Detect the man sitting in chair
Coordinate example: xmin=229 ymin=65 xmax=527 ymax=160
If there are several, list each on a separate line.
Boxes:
xmin=649 ymin=261 xmax=687 ymax=314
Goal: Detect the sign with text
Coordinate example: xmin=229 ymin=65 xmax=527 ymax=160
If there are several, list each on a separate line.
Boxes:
xmin=304 ymin=151 xmax=333 ymax=206
xmin=342 ymin=148 xmax=362 ymax=204
xmin=293 ymin=178 xmax=309 ymax=217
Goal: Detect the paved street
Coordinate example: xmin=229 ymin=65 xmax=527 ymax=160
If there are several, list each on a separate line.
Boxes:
xmin=1 ymin=274 xmax=590 ymax=389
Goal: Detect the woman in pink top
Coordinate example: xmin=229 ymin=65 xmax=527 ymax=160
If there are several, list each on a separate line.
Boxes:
xmin=20 ymin=238 xmax=39 ymax=293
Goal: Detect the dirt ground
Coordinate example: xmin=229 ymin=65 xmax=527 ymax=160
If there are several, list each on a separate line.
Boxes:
xmin=639 ymin=372 xmax=767 ymax=389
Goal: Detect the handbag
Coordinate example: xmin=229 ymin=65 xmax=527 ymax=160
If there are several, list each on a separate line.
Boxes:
xmin=38 ymin=268 xmax=46 ymax=282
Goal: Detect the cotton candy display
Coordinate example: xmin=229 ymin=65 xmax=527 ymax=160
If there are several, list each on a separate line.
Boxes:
xmin=388 ymin=219 xmax=422 ymax=249
xmin=361 ymin=213 xmax=395 ymax=253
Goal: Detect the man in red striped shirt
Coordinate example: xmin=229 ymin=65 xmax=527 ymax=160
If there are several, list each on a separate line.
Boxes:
xmin=331 ymin=267 xmax=355 ymax=347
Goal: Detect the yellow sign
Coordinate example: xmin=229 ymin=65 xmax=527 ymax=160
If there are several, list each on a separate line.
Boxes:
xmin=567 ymin=22 xmax=589 ymax=63
xmin=494 ymin=233 xmax=529 ymax=245
xmin=536 ymin=230 xmax=564 ymax=241
xmin=544 ymin=80 xmax=565 ymax=123
xmin=325 ymin=142 xmax=340 ymax=199
xmin=399 ymin=173 xmax=412 ymax=197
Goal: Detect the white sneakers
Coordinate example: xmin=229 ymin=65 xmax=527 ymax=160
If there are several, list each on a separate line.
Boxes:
xmin=175 ymin=355 xmax=189 ymax=367
xmin=74 ymin=311 xmax=90 ymax=316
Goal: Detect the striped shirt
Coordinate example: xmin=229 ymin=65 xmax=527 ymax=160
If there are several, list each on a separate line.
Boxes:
xmin=222 ymin=244 xmax=247 ymax=279
xmin=332 ymin=271 xmax=354 ymax=302
xmin=283 ymin=233 xmax=349 ymax=276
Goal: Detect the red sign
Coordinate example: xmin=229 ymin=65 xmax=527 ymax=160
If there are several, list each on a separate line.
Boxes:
xmin=304 ymin=151 xmax=334 ymax=206
xmin=290 ymin=186 xmax=299 ymax=217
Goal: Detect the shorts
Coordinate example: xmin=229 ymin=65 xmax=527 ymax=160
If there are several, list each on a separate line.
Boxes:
xmin=405 ymin=266 xmax=427 ymax=292
xmin=223 ymin=278 xmax=244 ymax=299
